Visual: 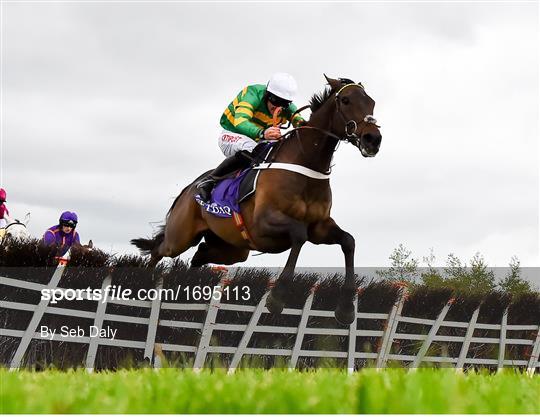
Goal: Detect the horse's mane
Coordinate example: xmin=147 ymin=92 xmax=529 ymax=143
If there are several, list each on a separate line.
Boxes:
xmin=309 ymin=78 xmax=357 ymax=113
xmin=309 ymin=86 xmax=333 ymax=113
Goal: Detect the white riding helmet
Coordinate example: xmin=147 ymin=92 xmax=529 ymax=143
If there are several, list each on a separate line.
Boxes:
xmin=267 ymin=72 xmax=298 ymax=102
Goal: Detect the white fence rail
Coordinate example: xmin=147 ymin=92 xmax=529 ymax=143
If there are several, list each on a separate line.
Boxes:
xmin=1 ymin=261 xmax=539 ymax=374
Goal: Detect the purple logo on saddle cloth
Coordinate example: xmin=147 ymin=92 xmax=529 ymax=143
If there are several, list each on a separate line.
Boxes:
xmin=194 ymin=169 xmax=251 ymax=218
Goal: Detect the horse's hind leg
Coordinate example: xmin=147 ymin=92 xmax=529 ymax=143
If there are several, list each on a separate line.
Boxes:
xmin=155 ymin=228 xmax=205 ymax=263
xmin=191 ymin=232 xmax=249 ymax=267
xmin=153 ymin=191 xmax=207 ymax=265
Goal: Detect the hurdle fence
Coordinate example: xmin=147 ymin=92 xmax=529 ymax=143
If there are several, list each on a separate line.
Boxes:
xmin=1 ymin=257 xmax=539 ymax=374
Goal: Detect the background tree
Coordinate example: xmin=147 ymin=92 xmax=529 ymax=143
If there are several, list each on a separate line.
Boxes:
xmin=420 ymin=248 xmax=445 ymax=287
xmin=498 ymin=256 xmax=533 ymax=295
xmin=376 ymin=243 xmax=419 ymax=283
xmin=378 ymin=246 xmax=537 ymax=296
xmin=443 ymin=252 xmax=496 ymax=293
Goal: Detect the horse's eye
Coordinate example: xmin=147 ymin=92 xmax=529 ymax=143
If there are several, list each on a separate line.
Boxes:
xmin=341 ymin=97 xmax=350 ymax=105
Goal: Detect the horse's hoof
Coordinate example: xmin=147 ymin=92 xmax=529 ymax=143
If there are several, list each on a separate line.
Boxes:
xmin=265 ymin=291 xmax=285 ymax=314
xmin=335 ymin=302 xmax=355 ymax=325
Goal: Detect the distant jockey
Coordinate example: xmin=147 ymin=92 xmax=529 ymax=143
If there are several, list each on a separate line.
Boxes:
xmin=197 ymin=73 xmax=306 ymax=202
xmin=0 ymin=188 xmax=9 ymax=230
xmin=42 ymin=211 xmax=81 ymax=257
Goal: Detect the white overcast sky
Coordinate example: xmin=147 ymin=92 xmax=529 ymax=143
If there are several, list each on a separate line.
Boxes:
xmin=1 ymin=1 xmax=538 ymax=269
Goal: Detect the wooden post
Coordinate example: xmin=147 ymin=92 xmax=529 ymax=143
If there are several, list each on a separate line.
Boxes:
xmin=497 ymin=308 xmax=508 ymax=373
xmin=376 ymin=284 xmax=408 ymax=369
xmin=85 ymin=274 xmax=112 ymax=372
xmin=455 ymin=306 xmax=480 ymax=372
xmin=409 ymin=298 xmax=454 ymax=370
xmin=526 ymin=326 xmax=540 ymax=377
xmin=144 ymin=275 xmax=163 ymax=363
xmin=289 ymin=287 xmax=316 ymax=370
xmin=9 ymin=256 xmax=68 ymax=370
xmin=193 ymin=268 xmax=227 ymax=371
xmin=228 ymin=291 xmax=269 ymax=374
xmin=347 ymin=292 xmax=359 ymax=374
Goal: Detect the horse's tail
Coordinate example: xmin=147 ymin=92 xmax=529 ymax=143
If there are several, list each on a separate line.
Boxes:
xmin=130 ymin=225 xmax=165 ymax=256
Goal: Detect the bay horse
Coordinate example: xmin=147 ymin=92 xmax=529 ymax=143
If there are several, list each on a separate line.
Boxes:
xmin=132 ymin=75 xmax=382 ymax=324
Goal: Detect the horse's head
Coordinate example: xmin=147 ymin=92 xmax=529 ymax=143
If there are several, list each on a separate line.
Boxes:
xmin=70 ymin=239 xmax=94 ymax=257
xmin=323 ymin=75 xmax=382 ymax=157
xmin=3 ymin=213 xmax=31 ymax=240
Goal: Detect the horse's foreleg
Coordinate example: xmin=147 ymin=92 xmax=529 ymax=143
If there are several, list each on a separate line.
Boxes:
xmin=308 ymin=218 xmax=356 ymax=324
xmin=260 ymin=215 xmax=308 ymax=314
xmin=280 ymin=221 xmax=308 ymax=278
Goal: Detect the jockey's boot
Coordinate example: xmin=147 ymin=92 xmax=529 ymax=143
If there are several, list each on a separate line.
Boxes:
xmin=197 ymin=150 xmax=253 ymax=203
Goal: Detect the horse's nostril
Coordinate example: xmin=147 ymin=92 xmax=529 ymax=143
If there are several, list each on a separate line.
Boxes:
xmin=364 ymin=133 xmax=382 ymax=146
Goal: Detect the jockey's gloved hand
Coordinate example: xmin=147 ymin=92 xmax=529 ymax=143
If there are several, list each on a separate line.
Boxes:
xmin=297 ymin=119 xmax=308 ymax=127
xmin=262 ymin=127 xmax=281 ymax=140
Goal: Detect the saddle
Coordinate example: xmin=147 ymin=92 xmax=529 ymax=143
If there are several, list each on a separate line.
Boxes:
xmin=194 ymin=142 xmax=275 ymax=218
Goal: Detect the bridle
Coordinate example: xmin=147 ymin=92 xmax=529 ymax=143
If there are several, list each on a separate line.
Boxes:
xmin=2 ymin=220 xmax=28 ymax=241
xmin=280 ymin=80 xmax=380 ymax=145
xmin=5 ymin=220 xmax=26 ymax=231
xmin=261 ymin=80 xmax=382 ymax=175
xmin=334 ymin=81 xmax=380 ymax=145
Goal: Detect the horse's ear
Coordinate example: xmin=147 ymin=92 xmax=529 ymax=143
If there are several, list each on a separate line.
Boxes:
xmin=87 ymin=240 xmax=93 ymax=248
xmin=323 ymin=74 xmax=342 ymax=90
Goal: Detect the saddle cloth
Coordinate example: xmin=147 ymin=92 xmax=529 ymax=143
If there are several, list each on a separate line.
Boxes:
xmin=194 ymin=143 xmax=273 ymax=218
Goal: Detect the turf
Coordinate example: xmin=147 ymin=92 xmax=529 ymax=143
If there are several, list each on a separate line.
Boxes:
xmin=1 ymin=368 xmax=539 ymax=414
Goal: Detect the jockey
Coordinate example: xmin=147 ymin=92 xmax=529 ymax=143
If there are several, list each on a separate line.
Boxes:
xmin=42 ymin=211 xmax=81 ymax=257
xmin=0 ymin=188 xmax=9 ymax=229
xmin=197 ymin=72 xmax=306 ymax=202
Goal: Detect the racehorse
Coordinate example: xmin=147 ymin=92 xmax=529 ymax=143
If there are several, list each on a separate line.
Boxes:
xmin=1 ymin=212 xmax=94 ymax=254
xmin=1 ymin=213 xmax=31 ymax=241
xmin=132 ymin=75 xmax=382 ymax=324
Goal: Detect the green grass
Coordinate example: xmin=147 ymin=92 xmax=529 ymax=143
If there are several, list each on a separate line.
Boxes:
xmin=1 ymin=368 xmax=539 ymax=414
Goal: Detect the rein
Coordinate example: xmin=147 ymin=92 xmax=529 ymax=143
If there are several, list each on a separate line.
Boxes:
xmin=258 ymin=126 xmax=338 ymax=179
xmin=258 ymin=81 xmax=380 ymax=179
xmin=280 ymin=83 xmax=380 ymax=145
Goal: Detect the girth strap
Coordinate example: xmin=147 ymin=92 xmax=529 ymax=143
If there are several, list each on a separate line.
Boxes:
xmin=253 ymin=162 xmax=331 ymax=180
xmin=232 ymin=211 xmax=254 ymax=246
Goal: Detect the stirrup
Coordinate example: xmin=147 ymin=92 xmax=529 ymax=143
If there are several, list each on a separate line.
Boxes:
xmin=197 ymin=177 xmax=215 ymax=202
